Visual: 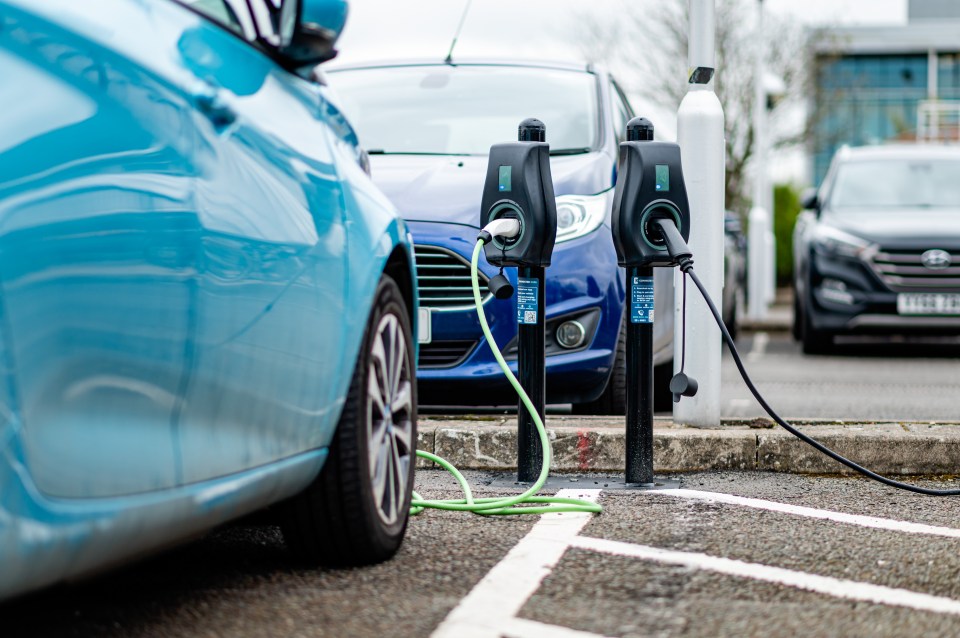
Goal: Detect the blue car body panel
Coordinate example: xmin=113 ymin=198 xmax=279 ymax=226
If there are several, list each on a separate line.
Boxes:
xmin=0 ymin=0 xmax=414 ymax=600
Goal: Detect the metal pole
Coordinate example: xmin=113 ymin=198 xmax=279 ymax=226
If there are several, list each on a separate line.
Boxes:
xmin=748 ymin=0 xmax=771 ymax=319
xmin=517 ymin=265 xmax=545 ymax=483
xmin=626 ymin=266 xmax=654 ymax=485
xmin=674 ymin=0 xmax=725 ymax=428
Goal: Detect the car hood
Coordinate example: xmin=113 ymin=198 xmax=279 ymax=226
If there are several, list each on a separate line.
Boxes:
xmin=369 ymin=152 xmax=615 ymax=227
xmin=825 ymin=209 xmax=960 ymax=247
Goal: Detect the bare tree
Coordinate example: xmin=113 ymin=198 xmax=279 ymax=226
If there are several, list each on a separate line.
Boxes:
xmin=572 ymin=0 xmax=809 ymax=215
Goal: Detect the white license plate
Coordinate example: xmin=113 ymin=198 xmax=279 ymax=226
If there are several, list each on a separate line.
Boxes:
xmin=418 ymin=307 xmax=432 ymax=344
xmin=897 ymin=293 xmax=960 ymax=315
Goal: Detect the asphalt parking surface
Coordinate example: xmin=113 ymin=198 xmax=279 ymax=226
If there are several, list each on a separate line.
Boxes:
xmin=721 ymin=332 xmax=960 ymax=421
xmin=8 ymin=469 xmax=960 ymax=637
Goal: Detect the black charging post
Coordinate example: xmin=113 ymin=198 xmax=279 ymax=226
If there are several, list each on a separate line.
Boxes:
xmin=515 ymin=121 xmax=547 ymax=483
xmin=480 ymin=118 xmax=558 ymax=484
xmin=611 ymin=117 xmax=693 ymax=486
xmin=623 ymin=119 xmax=656 ymax=486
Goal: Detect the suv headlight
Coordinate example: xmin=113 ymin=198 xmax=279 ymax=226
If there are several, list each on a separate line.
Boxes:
xmin=812 ymin=226 xmax=876 ymax=259
xmin=555 ymin=191 xmax=610 ymax=243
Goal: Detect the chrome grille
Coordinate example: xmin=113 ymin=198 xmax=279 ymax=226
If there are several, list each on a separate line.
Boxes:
xmin=414 ymin=245 xmax=491 ymax=309
xmin=418 ymin=340 xmax=478 ymax=368
xmin=870 ymin=248 xmax=960 ymax=292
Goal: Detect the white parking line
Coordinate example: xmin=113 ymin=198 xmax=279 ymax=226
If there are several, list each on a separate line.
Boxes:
xmin=432 ymin=486 xmax=960 ymax=637
xmin=572 ymin=535 xmax=960 ymax=617
xmin=650 ymin=488 xmax=960 ymax=539
xmin=501 ymin=617 xmax=612 ymax=638
xmin=746 ymin=331 xmax=769 ymax=362
xmin=430 ymin=489 xmax=604 ymax=638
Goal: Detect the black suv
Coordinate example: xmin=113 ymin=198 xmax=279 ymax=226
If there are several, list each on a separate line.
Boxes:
xmin=793 ymin=144 xmax=960 ymax=354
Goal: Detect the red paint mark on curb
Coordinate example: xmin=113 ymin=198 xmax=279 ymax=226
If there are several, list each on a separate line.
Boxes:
xmin=577 ymin=430 xmax=591 ymax=471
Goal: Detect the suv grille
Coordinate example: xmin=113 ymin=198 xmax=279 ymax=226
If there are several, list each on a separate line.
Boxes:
xmin=418 ymin=340 xmax=478 ymax=368
xmin=414 ymin=245 xmax=491 ymax=309
xmin=870 ymin=248 xmax=960 ymax=292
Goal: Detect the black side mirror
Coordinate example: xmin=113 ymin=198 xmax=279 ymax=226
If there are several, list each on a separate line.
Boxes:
xmin=282 ymin=0 xmax=349 ymax=69
xmin=800 ymin=187 xmax=820 ymax=212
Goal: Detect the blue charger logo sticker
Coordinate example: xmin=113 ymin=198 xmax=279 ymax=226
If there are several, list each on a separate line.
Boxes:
xmin=630 ymin=276 xmax=654 ymax=323
xmin=517 ymin=277 xmax=538 ymax=324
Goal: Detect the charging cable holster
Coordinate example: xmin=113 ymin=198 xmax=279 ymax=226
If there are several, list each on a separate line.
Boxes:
xmin=480 ymin=119 xmax=557 ymax=268
xmin=611 ymin=139 xmax=691 ymax=267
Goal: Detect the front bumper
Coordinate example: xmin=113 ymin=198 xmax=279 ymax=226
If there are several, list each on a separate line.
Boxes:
xmin=807 ymin=250 xmax=960 ymax=335
xmin=410 ymin=221 xmax=625 ymax=405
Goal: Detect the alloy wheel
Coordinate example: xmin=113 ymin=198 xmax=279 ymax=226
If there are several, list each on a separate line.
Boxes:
xmin=366 ymin=313 xmax=414 ymax=526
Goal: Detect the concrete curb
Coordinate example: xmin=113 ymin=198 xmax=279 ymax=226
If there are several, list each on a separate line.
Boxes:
xmin=417 ymin=416 xmax=960 ymax=476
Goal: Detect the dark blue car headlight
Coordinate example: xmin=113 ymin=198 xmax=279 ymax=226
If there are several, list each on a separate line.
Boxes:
xmin=555 ymin=191 xmax=611 ymax=243
xmin=812 ymin=226 xmax=877 ymax=260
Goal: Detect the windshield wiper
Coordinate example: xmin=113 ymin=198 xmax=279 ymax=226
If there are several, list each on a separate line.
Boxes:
xmin=366 ymin=150 xmax=473 ymax=156
xmin=549 ymin=147 xmax=591 ymax=156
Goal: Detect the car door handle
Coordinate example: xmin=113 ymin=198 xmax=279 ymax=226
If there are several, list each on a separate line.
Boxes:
xmin=191 ymin=83 xmax=235 ymax=129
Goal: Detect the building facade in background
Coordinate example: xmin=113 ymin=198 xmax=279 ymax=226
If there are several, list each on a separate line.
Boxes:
xmin=811 ymin=0 xmax=960 ymax=185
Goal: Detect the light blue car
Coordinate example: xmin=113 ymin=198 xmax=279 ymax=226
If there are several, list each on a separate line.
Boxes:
xmin=0 ymin=0 xmax=417 ymax=601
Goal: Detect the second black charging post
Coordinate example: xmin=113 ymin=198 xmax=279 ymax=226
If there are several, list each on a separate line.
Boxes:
xmin=623 ymin=120 xmax=656 ymax=486
xmin=611 ymin=117 xmax=693 ymax=486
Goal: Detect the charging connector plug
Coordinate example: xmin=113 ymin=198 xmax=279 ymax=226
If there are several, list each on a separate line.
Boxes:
xmin=478 ymin=218 xmax=522 ymax=300
xmin=653 ymin=218 xmax=693 ymax=271
xmin=478 ymin=218 xmax=522 ymax=245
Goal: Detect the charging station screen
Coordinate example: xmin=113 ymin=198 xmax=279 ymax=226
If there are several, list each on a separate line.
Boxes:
xmin=498 ymin=165 xmax=512 ymax=192
xmin=655 ymin=165 xmax=670 ymax=192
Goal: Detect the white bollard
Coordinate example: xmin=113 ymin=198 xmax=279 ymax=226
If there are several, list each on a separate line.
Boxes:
xmin=766 ymin=227 xmax=776 ymax=305
xmin=750 ymin=0 xmax=773 ymax=317
xmin=674 ymin=0 xmax=725 ymax=428
xmin=748 ymin=205 xmax=770 ymax=319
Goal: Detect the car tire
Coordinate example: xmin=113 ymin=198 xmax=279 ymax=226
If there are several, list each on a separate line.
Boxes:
xmin=572 ymin=319 xmax=627 ymax=415
xmin=572 ymin=319 xmax=672 ymax=415
xmin=800 ymin=300 xmax=832 ymax=355
xmin=792 ymin=286 xmax=802 ymax=341
xmin=653 ymin=361 xmax=673 ymax=412
xmin=280 ymin=275 xmax=416 ymax=567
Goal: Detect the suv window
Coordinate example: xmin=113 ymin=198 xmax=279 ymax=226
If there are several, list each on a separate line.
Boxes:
xmin=830 ymin=158 xmax=960 ymax=209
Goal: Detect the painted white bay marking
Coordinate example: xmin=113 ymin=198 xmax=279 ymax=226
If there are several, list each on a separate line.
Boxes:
xmin=651 ymin=488 xmax=960 ymax=539
xmin=430 ymin=489 xmax=604 ymax=638
xmin=501 ymin=617 xmax=611 ymax=638
xmin=572 ymin=535 xmax=960 ymax=617
xmin=432 ymin=486 xmax=960 ymax=636
xmin=746 ymin=331 xmax=769 ymax=362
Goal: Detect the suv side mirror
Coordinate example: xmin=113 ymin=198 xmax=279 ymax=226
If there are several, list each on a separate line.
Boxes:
xmin=800 ymin=187 xmax=820 ymax=212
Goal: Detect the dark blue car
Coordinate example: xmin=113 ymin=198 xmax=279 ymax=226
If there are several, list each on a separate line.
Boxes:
xmin=328 ymin=60 xmax=675 ymax=412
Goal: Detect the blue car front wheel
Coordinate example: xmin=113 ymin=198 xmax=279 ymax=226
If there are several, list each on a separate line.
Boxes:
xmin=281 ymin=275 xmax=417 ymax=566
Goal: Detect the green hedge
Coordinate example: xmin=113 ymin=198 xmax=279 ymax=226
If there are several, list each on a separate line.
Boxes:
xmin=773 ymin=183 xmax=802 ymax=285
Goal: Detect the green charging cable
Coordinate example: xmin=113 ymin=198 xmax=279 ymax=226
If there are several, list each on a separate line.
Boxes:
xmin=409 ymin=239 xmax=602 ymax=516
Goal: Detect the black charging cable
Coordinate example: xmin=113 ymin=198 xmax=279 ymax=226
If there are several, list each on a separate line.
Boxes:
xmin=652 ymin=218 xmax=960 ymax=496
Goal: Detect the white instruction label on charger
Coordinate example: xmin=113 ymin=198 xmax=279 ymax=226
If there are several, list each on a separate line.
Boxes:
xmin=630 ymin=276 xmax=654 ymax=323
xmin=517 ymin=277 xmax=538 ymax=325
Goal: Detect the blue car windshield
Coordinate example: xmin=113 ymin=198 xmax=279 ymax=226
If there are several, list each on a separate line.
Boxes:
xmin=830 ymin=159 xmax=960 ymax=209
xmin=329 ymin=65 xmax=599 ymax=155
